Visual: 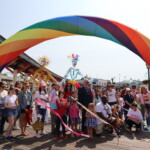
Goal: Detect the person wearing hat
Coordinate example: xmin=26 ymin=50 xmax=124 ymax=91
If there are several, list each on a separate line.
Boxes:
xmin=123 ymin=88 xmax=134 ymax=119
xmin=35 ymin=81 xmax=48 ymax=138
xmin=18 ymin=81 xmax=33 ymax=136
xmin=126 ymin=103 xmax=143 ymax=131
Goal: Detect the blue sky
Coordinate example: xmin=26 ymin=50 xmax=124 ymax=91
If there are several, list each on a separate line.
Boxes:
xmin=0 ymin=0 xmax=150 ymax=82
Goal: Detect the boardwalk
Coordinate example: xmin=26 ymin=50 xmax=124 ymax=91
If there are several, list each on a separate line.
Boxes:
xmin=1 ymin=123 xmax=150 ymax=150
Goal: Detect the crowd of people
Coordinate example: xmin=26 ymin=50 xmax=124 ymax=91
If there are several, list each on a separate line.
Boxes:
xmin=0 ymin=79 xmax=150 ymax=141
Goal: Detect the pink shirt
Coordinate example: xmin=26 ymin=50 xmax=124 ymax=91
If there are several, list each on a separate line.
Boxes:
xmin=70 ymin=105 xmax=79 ymax=118
xmin=140 ymin=91 xmax=150 ymax=105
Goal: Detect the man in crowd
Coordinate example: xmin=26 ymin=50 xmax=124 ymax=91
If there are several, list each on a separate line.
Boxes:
xmin=95 ymin=95 xmax=112 ymax=135
xmin=78 ymin=79 xmax=93 ymax=133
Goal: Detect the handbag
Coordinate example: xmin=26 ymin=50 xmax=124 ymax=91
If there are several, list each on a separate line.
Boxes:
xmin=32 ymin=121 xmax=44 ymax=131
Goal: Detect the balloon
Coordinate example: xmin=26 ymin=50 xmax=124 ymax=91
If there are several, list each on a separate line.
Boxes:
xmin=0 ymin=16 xmax=149 ymax=67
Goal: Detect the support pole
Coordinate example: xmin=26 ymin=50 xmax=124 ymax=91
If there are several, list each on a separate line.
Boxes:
xmin=148 ymin=67 xmax=150 ymax=90
xmin=24 ymin=73 xmax=28 ymax=82
xmin=13 ymin=70 xmax=18 ymax=86
xmin=0 ymin=73 xmax=1 ymax=82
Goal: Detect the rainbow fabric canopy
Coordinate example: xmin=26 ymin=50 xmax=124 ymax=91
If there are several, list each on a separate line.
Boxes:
xmin=0 ymin=15 xmax=149 ymax=67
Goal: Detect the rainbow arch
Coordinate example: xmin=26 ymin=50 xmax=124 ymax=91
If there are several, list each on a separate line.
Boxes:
xmin=0 ymin=15 xmax=150 ymax=67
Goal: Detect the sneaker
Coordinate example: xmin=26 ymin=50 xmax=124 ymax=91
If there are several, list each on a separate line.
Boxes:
xmin=5 ymin=136 xmax=12 ymax=141
xmin=71 ymin=134 xmax=76 ymax=138
xmin=9 ymin=135 xmax=15 ymax=140
xmin=13 ymin=126 xmax=20 ymax=130
xmin=40 ymin=131 xmax=47 ymax=135
xmin=56 ymin=135 xmax=62 ymax=140
xmin=63 ymin=134 xmax=68 ymax=139
xmin=35 ymin=134 xmax=41 ymax=138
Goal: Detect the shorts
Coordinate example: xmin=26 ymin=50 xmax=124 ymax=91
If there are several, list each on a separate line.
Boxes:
xmin=71 ymin=117 xmax=79 ymax=123
xmin=108 ymin=101 xmax=117 ymax=106
xmin=95 ymin=123 xmax=104 ymax=134
xmin=7 ymin=109 xmax=17 ymax=118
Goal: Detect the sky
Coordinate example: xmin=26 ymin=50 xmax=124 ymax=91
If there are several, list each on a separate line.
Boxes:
xmin=0 ymin=0 xmax=150 ymax=82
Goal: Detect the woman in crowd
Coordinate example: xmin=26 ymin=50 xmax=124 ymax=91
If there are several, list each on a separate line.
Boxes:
xmin=14 ymin=81 xmax=22 ymax=130
xmin=4 ymin=87 xmax=18 ymax=140
xmin=35 ymin=82 xmax=48 ymax=137
xmin=127 ymin=103 xmax=143 ymax=131
xmin=64 ymin=83 xmax=72 ymax=100
xmin=18 ymin=82 xmax=33 ymax=136
xmin=0 ymin=82 xmax=8 ymax=137
xmin=94 ymin=89 xmax=101 ymax=105
xmin=107 ymin=84 xmax=117 ymax=106
xmin=139 ymin=85 xmax=150 ymax=127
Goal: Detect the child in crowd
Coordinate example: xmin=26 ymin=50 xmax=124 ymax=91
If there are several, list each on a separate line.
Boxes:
xmin=70 ymin=98 xmax=79 ymax=137
xmin=116 ymin=92 xmax=124 ymax=119
xmin=85 ymin=103 xmax=97 ymax=138
xmin=112 ymin=105 xmax=124 ymax=134
xmin=56 ymin=91 xmax=69 ymax=140
xmin=4 ymin=87 xmax=18 ymax=141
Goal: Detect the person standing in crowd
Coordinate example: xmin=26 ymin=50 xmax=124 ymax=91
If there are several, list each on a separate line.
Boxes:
xmin=85 ymin=103 xmax=97 ymax=138
xmin=49 ymin=83 xmax=60 ymax=133
xmin=95 ymin=96 xmax=112 ymax=136
xmin=139 ymin=85 xmax=150 ymax=127
xmin=4 ymin=87 xmax=18 ymax=141
xmin=123 ymin=88 xmax=134 ymax=119
xmin=64 ymin=83 xmax=72 ymax=99
xmin=116 ymin=92 xmax=124 ymax=119
xmin=127 ymin=103 xmax=143 ymax=131
xmin=121 ymin=83 xmax=130 ymax=97
xmin=70 ymin=98 xmax=79 ymax=133
xmin=131 ymin=85 xmax=138 ymax=100
xmin=35 ymin=82 xmax=48 ymax=137
xmin=78 ymin=79 xmax=93 ymax=133
xmin=88 ymin=83 xmax=95 ymax=101
xmin=107 ymin=84 xmax=117 ymax=106
xmin=13 ymin=81 xmax=22 ymax=130
xmin=56 ymin=91 xmax=69 ymax=140
xmin=18 ymin=82 xmax=33 ymax=136
xmin=94 ymin=89 xmax=101 ymax=105
xmin=0 ymin=82 xmax=8 ymax=137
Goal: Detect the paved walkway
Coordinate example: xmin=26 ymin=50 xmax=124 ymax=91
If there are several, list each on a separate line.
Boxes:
xmin=1 ymin=123 xmax=150 ymax=150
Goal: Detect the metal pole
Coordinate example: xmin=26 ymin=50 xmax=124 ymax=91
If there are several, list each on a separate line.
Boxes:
xmin=148 ymin=67 xmax=150 ymax=90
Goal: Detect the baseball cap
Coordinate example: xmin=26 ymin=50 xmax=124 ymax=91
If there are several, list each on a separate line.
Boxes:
xmin=126 ymin=88 xmax=131 ymax=91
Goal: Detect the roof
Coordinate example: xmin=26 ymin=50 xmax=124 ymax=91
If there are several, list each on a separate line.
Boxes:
xmin=0 ymin=35 xmax=63 ymax=81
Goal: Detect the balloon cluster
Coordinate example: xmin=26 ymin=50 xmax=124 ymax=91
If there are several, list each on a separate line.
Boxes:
xmin=68 ymin=54 xmax=79 ymax=67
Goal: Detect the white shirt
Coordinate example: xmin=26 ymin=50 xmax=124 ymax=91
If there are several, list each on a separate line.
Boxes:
xmin=95 ymin=102 xmax=112 ymax=125
xmin=5 ymin=95 xmax=17 ymax=107
xmin=107 ymin=89 xmax=117 ymax=103
xmin=35 ymin=91 xmax=48 ymax=109
xmin=127 ymin=108 xmax=143 ymax=121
